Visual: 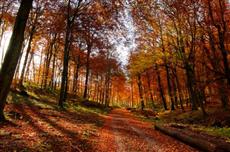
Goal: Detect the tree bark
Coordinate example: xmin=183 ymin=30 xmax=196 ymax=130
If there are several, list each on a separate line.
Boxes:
xmin=59 ymin=0 xmax=73 ymax=108
xmin=83 ymin=44 xmax=92 ymax=99
xmin=44 ymin=34 xmax=56 ymax=88
xmin=14 ymin=41 xmax=27 ymax=81
xmin=18 ymin=27 xmax=35 ymax=87
xmin=165 ymin=64 xmax=175 ymax=110
xmin=25 ymin=52 xmax=34 ymax=81
xmin=50 ymin=44 xmax=57 ymax=89
xmin=137 ymin=73 xmax=145 ymax=111
xmin=173 ymin=67 xmax=184 ymax=111
xmin=185 ymin=63 xmax=198 ymax=110
xmin=73 ymin=54 xmax=81 ymax=93
xmin=146 ymin=71 xmax=155 ymax=110
xmin=155 ymin=64 xmax=168 ymax=110
xmin=130 ymin=78 xmax=134 ymax=108
xmin=0 ymin=0 xmax=33 ymax=121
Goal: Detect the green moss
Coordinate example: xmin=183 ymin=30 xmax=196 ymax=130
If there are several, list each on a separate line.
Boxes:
xmin=190 ymin=125 xmax=230 ymax=141
xmin=65 ymin=102 xmax=109 ymax=115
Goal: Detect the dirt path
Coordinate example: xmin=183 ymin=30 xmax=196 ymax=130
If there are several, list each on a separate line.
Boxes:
xmin=94 ymin=109 xmax=200 ymax=152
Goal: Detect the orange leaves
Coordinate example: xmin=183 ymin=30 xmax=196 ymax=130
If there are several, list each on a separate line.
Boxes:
xmin=2 ymin=12 xmax=14 ymax=24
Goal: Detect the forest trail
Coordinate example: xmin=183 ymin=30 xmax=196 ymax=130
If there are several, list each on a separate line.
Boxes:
xmin=94 ymin=109 xmax=199 ymax=152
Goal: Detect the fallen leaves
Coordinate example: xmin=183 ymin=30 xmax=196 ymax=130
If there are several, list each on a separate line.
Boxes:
xmin=0 ymin=103 xmax=104 ymax=152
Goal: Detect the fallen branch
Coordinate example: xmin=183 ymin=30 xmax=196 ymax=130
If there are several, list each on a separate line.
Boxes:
xmin=155 ymin=124 xmax=230 ymax=152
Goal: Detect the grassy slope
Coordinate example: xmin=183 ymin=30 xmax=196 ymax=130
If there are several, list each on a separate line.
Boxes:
xmin=0 ymin=86 xmax=109 ymax=151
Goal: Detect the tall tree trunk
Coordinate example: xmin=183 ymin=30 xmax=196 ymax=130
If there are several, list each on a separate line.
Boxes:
xmin=44 ymin=34 xmax=56 ymax=88
xmin=173 ymin=67 xmax=184 ymax=111
xmin=155 ymin=64 xmax=168 ymax=110
xmin=207 ymin=0 xmax=230 ymax=85
xmin=59 ymin=0 xmax=72 ymax=108
xmin=185 ymin=63 xmax=198 ymax=110
xmin=59 ymin=39 xmax=70 ymax=108
xmin=14 ymin=41 xmax=26 ymax=81
xmin=105 ymin=70 xmax=111 ymax=107
xmin=206 ymin=29 xmax=229 ymax=109
xmin=146 ymin=71 xmax=155 ymax=110
xmin=96 ymin=76 xmax=100 ymax=102
xmin=0 ymin=0 xmax=32 ymax=121
xmin=83 ymin=44 xmax=92 ymax=99
xmin=130 ymin=78 xmax=134 ymax=108
xmin=137 ymin=73 xmax=144 ymax=111
xmin=25 ymin=52 xmax=34 ymax=82
xmin=64 ymin=62 xmax=71 ymax=101
xmin=50 ymin=45 xmax=57 ymax=89
xmin=171 ymin=76 xmax=178 ymax=108
xmin=19 ymin=28 xmax=35 ymax=87
xmin=73 ymin=54 xmax=81 ymax=93
xmin=38 ymin=49 xmax=43 ymax=86
xmin=165 ymin=64 xmax=175 ymax=110
xmin=218 ymin=31 xmax=230 ymax=86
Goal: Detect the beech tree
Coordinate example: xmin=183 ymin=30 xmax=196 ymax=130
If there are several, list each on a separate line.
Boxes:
xmin=127 ymin=0 xmax=229 ymax=113
xmin=59 ymin=0 xmax=84 ymax=108
xmin=18 ymin=0 xmax=44 ymax=87
xmin=0 ymin=0 xmax=33 ymax=121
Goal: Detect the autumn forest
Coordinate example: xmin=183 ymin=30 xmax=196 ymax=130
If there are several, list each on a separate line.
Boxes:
xmin=0 ymin=0 xmax=229 ymax=151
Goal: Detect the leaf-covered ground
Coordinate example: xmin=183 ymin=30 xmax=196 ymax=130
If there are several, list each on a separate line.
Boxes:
xmin=94 ymin=109 xmax=199 ymax=152
xmin=0 ymin=92 xmax=200 ymax=152
xmin=0 ymin=91 xmax=106 ymax=152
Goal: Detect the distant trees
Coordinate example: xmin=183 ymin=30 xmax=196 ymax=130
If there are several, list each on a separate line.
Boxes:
xmin=58 ymin=0 xmax=83 ymax=108
xmin=58 ymin=0 xmax=122 ymax=107
xmin=128 ymin=0 xmax=229 ymax=112
xmin=0 ymin=0 xmax=126 ymax=121
xmin=19 ymin=0 xmax=44 ymax=88
xmin=1 ymin=0 xmax=228 ymax=117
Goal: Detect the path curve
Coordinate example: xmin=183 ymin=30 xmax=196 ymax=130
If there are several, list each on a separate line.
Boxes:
xmin=94 ymin=109 xmax=200 ymax=152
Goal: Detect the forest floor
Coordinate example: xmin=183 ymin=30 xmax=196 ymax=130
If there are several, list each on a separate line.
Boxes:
xmin=0 ymin=90 xmax=200 ymax=152
xmin=0 ymin=90 xmax=107 ymax=152
xmin=144 ymin=107 xmax=230 ymax=142
xmin=93 ymin=108 xmax=199 ymax=152
xmin=129 ymin=106 xmax=230 ymax=149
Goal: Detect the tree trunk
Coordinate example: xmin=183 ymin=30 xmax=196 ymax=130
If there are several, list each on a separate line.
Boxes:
xmin=165 ymin=64 xmax=175 ymax=110
xmin=44 ymin=34 xmax=56 ymax=88
xmin=130 ymin=78 xmax=134 ymax=108
xmin=206 ymin=29 xmax=229 ymax=109
xmin=73 ymin=55 xmax=81 ymax=93
xmin=218 ymin=31 xmax=230 ymax=86
xmin=59 ymin=0 xmax=73 ymax=108
xmin=83 ymin=44 xmax=92 ymax=99
xmin=185 ymin=62 xmax=198 ymax=110
xmin=19 ymin=28 xmax=35 ymax=87
xmin=173 ymin=67 xmax=184 ymax=111
xmin=0 ymin=0 xmax=33 ymax=121
xmin=105 ymin=70 xmax=111 ymax=107
xmin=25 ymin=52 xmax=34 ymax=81
xmin=171 ymin=74 xmax=178 ymax=108
xmin=146 ymin=71 xmax=155 ymax=110
xmin=155 ymin=64 xmax=168 ymax=110
xmin=38 ymin=49 xmax=43 ymax=86
xmin=14 ymin=41 xmax=26 ymax=81
xmin=50 ymin=45 xmax=57 ymax=89
xmin=137 ymin=73 xmax=144 ymax=111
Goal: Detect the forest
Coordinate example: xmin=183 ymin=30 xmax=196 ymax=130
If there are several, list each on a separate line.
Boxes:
xmin=0 ymin=0 xmax=229 ymax=151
